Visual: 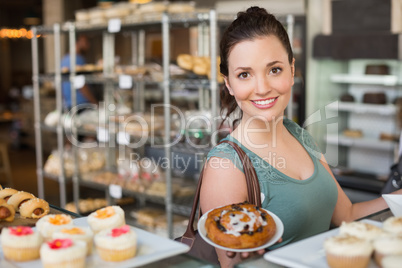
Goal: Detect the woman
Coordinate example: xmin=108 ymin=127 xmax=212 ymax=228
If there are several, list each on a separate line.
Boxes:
xmin=200 ymin=7 xmax=402 ymax=267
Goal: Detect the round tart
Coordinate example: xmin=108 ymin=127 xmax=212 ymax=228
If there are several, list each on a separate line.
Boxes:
xmin=205 ymin=202 xmax=276 ymax=249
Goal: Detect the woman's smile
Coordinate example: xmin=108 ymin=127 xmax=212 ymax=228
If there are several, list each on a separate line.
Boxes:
xmin=251 ymin=97 xmax=279 ymax=109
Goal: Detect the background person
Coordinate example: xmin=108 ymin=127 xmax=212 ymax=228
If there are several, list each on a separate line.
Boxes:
xmin=61 ymin=34 xmax=97 ymax=111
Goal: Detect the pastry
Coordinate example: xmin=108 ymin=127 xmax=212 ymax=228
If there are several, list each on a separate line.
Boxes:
xmin=0 ymin=198 xmax=15 ymax=222
xmin=94 ymin=225 xmax=137 ymax=261
xmin=7 ymin=191 xmax=35 ymax=212
xmin=340 ymin=93 xmax=355 ymax=102
xmin=205 ymin=202 xmax=276 ymax=249
xmin=363 ymin=92 xmax=387 ymax=104
xmin=19 ymin=198 xmax=50 ymax=219
xmin=35 ymin=214 xmax=74 ymax=241
xmin=339 ymin=221 xmax=384 ymax=241
xmin=192 ymin=57 xmax=210 ymax=76
xmin=87 ymin=205 xmax=125 ymax=233
xmin=382 ymin=216 xmax=402 ymax=235
xmin=323 ymin=234 xmax=373 ymax=268
xmin=0 ymin=188 xmax=18 ymax=201
xmin=343 ymin=129 xmax=363 ymax=138
xmin=365 ymin=64 xmax=389 ymax=75
xmin=177 ymin=54 xmax=193 ymax=71
xmin=40 ymin=238 xmax=86 ymax=268
xmin=167 ymin=2 xmax=195 ymax=13
xmin=52 ymin=226 xmax=94 ymax=256
xmin=372 ymin=235 xmax=402 ymax=267
xmin=382 ymin=255 xmax=402 ymax=268
xmin=1 ymin=226 xmax=42 ymax=261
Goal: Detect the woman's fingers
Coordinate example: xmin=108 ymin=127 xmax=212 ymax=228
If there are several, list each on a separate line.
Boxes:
xmin=226 ymin=251 xmax=236 ymax=258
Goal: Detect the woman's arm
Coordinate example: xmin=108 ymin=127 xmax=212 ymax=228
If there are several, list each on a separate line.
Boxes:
xmin=320 ymin=156 xmax=402 ymax=226
xmin=200 ymin=156 xmax=248 ymax=268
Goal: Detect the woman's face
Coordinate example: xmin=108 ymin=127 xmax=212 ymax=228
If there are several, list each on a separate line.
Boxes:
xmin=224 ymin=35 xmax=294 ymax=125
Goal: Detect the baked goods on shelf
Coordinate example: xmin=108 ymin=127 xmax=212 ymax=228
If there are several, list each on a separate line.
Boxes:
xmin=87 ymin=206 xmax=125 ymax=233
xmin=36 ymin=214 xmax=74 ymax=241
xmin=0 ymin=198 xmax=15 ymax=222
xmin=340 ymin=93 xmax=355 ymax=102
xmin=365 ymin=64 xmax=389 ymax=75
xmin=64 ymin=197 xmax=134 ymax=214
xmin=205 ymin=202 xmax=277 ymax=249
xmin=19 ymin=198 xmax=50 ymax=219
xmin=1 ymin=226 xmax=43 ymax=261
xmin=363 ymin=92 xmax=387 ymax=105
xmin=52 ymin=226 xmax=94 ymax=256
xmin=94 ymin=225 xmax=137 ymax=261
xmin=40 ymin=238 xmax=87 ymax=268
xmin=176 ymin=54 xmax=224 ymax=82
xmin=44 ymin=148 xmax=106 ymax=178
xmin=343 ymin=129 xmax=363 ymax=138
xmin=323 ymin=234 xmax=373 ymax=268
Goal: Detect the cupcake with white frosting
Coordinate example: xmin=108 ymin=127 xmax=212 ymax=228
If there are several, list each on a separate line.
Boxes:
xmin=339 ymin=221 xmax=384 ymax=241
xmin=373 ymin=235 xmax=402 ymax=267
xmin=52 ymin=226 xmax=94 ymax=255
xmin=1 ymin=226 xmax=42 ymax=261
xmin=35 ymin=214 xmax=74 ymax=241
xmin=94 ymin=225 xmax=137 ymax=261
xmin=382 ymin=255 xmax=402 ymax=268
xmin=87 ymin=206 xmax=125 ymax=233
xmin=40 ymin=238 xmax=86 ymax=268
xmin=323 ymin=234 xmax=373 ymax=268
xmin=383 ymin=216 xmax=402 ymax=235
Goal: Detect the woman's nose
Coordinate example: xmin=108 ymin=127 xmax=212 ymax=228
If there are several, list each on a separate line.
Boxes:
xmin=255 ymin=75 xmax=270 ymax=95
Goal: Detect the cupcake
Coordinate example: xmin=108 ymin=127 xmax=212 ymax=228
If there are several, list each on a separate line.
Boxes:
xmin=339 ymin=221 xmax=384 ymax=241
xmin=372 ymin=235 xmax=402 ymax=266
xmin=52 ymin=226 xmax=94 ymax=255
xmin=35 ymin=214 xmax=74 ymax=241
xmin=87 ymin=206 xmax=125 ymax=233
xmin=40 ymin=238 xmax=86 ymax=268
xmin=94 ymin=225 xmax=137 ymax=261
xmin=1 ymin=226 xmax=42 ymax=261
xmin=382 ymin=255 xmax=402 ymax=268
xmin=324 ymin=235 xmax=373 ymax=268
xmin=383 ymin=216 xmax=402 ymax=235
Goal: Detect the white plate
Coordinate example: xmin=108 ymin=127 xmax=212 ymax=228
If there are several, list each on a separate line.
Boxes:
xmin=197 ymin=207 xmax=283 ymax=253
xmin=0 ymin=217 xmax=189 ymax=268
xmin=264 ymin=219 xmax=382 ymax=268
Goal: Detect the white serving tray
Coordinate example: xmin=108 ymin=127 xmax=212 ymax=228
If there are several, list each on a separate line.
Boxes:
xmin=264 ymin=219 xmax=381 ymax=268
xmin=0 ymin=217 xmax=189 ymax=268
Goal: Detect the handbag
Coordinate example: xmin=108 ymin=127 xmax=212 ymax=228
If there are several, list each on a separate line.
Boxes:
xmin=175 ymin=140 xmax=262 ymax=264
xmin=381 ymin=155 xmax=402 ymax=194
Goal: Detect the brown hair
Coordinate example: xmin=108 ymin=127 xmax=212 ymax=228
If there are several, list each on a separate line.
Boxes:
xmin=219 ymin=6 xmax=294 ymax=128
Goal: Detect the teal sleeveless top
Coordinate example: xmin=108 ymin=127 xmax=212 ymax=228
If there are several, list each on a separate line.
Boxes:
xmin=206 ymin=118 xmax=338 ymax=248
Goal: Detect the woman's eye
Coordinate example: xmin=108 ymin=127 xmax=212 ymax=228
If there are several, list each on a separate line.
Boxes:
xmin=270 ymin=67 xmax=282 ymax=74
xmin=238 ymin=72 xmax=249 ymax=79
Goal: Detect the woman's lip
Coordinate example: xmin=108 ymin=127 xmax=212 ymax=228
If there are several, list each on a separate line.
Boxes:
xmin=251 ymin=97 xmax=278 ymax=109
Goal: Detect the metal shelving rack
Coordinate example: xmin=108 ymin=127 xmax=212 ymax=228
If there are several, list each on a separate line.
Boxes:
xmin=32 ymin=10 xmax=296 ymax=238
